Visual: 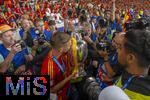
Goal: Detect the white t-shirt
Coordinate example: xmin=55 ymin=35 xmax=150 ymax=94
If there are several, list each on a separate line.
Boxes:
xmin=55 ymin=13 xmax=61 ymax=20
xmin=0 ymin=48 xmax=11 ymax=64
xmin=0 ymin=54 xmax=4 ymax=64
xmin=54 ymin=13 xmax=63 ymax=24
xmin=46 ymin=8 xmax=51 ymax=17
xmin=50 ymin=13 xmax=55 ymax=20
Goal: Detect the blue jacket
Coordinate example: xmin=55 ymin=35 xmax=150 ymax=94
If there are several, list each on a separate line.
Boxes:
xmin=0 ymin=44 xmax=28 ymax=69
xmin=43 ymin=30 xmax=53 ymax=41
xmin=96 ymin=52 xmax=118 ymax=89
xmin=19 ymin=28 xmax=37 ymax=39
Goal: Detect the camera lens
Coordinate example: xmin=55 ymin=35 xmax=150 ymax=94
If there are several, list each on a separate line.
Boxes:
xmin=20 ymin=40 xmax=26 ymax=49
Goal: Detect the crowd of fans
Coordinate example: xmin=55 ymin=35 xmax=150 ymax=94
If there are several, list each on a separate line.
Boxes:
xmin=0 ymin=0 xmax=149 ymax=28
xmin=0 ymin=0 xmax=150 ymax=100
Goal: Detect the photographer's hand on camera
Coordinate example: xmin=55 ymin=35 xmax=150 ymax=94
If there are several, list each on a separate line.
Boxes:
xmin=10 ymin=43 xmax=22 ymax=55
xmin=83 ymin=36 xmax=95 ymax=45
xmin=0 ymin=42 xmax=23 ymax=73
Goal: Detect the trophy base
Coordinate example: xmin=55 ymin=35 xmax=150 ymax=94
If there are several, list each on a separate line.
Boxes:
xmin=70 ymin=76 xmax=83 ymax=83
xmin=70 ymin=68 xmax=86 ymax=83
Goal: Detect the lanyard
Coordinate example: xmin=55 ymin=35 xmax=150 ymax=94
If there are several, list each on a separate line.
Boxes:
xmin=116 ymin=75 xmax=144 ymax=90
xmin=121 ymin=75 xmax=136 ymax=90
xmin=52 ymin=56 xmax=65 ymax=73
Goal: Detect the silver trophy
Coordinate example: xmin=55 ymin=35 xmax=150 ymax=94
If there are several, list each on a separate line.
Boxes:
xmin=71 ymin=32 xmax=88 ymax=83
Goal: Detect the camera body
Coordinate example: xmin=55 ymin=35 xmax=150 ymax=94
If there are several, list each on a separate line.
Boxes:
xmin=96 ymin=40 xmax=113 ymax=53
xmin=15 ymin=40 xmax=26 ymax=50
xmin=124 ymin=18 xmax=149 ymax=30
xmin=35 ymin=29 xmax=46 ymax=45
xmin=78 ymin=30 xmax=88 ymax=37
xmin=36 ymin=36 xmax=45 ymax=45
xmin=82 ymin=76 xmax=101 ymax=100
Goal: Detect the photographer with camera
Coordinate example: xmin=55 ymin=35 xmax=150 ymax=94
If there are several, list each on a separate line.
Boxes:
xmin=82 ymin=19 xmax=124 ymax=89
xmin=0 ymin=24 xmax=30 ymax=74
xmin=78 ymin=21 xmax=99 ymax=77
xmin=35 ymin=18 xmax=53 ymax=42
xmin=28 ymin=18 xmax=53 ymax=74
xmin=96 ymin=18 xmax=113 ymax=42
xmin=85 ymin=29 xmax=122 ymax=87
xmin=82 ymin=16 xmax=150 ymax=100
xmin=19 ymin=18 xmax=37 ymax=47
xmin=82 ymin=17 xmax=116 ymax=77
xmin=96 ymin=32 xmax=124 ymax=89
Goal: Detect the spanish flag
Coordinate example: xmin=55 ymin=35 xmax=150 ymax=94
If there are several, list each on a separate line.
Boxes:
xmin=123 ymin=11 xmax=132 ymax=25
xmin=124 ymin=12 xmax=130 ymax=22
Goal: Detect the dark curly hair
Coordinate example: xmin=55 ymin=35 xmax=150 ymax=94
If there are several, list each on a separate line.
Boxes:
xmin=124 ymin=29 xmax=150 ymax=68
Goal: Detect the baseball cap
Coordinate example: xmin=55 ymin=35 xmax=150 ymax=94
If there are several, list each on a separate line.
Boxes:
xmin=0 ymin=24 xmax=15 ymax=35
xmin=98 ymin=86 xmax=130 ymax=100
